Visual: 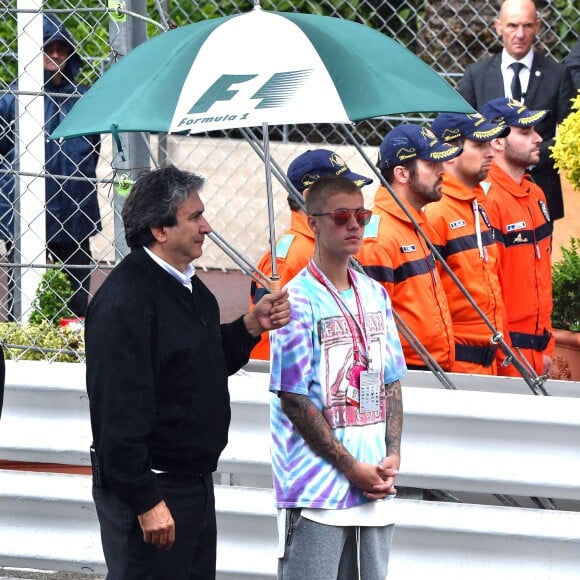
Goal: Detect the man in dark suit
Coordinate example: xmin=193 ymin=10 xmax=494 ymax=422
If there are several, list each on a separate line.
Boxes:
xmin=458 ymin=0 xmax=575 ymax=223
xmin=564 ymin=39 xmax=580 ymax=90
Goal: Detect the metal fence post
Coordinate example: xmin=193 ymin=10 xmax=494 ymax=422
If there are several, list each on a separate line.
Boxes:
xmin=108 ymin=0 xmax=150 ymax=262
xmin=15 ymin=1 xmax=45 ymax=320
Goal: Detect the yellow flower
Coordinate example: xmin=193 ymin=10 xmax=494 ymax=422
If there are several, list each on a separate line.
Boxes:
xmin=551 ymin=91 xmax=580 ymax=192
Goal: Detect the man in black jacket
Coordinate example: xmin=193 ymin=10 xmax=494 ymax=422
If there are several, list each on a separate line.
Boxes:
xmin=564 ymin=38 xmax=580 ymax=90
xmin=85 ymin=165 xmax=290 ymax=580
xmin=458 ymin=0 xmax=575 ymax=223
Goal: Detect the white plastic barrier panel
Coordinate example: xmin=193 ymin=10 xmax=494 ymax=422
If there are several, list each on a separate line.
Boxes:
xmin=1 ymin=470 xmax=580 ymax=580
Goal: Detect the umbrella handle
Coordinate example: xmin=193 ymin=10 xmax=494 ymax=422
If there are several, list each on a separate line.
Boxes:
xmin=269 ymin=276 xmax=281 ymax=292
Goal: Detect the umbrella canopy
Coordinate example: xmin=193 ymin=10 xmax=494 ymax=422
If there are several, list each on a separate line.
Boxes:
xmin=52 ymin=7 xmax=473 ymax=139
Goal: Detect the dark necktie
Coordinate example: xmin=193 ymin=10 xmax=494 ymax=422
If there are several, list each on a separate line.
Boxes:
xmin=510 ymin=62 xmax=525 ymax=102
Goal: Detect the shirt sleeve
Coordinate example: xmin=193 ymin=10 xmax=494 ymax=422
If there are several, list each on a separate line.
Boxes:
xmin=269 ymin=287 xmax=314 ymax=396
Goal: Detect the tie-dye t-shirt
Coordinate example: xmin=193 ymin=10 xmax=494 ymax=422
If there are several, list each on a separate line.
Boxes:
xmin=269 ymin=267 xmax=407 ymax=509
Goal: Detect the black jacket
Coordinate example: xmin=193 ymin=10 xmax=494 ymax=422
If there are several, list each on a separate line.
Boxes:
xmin=458 ymin=51 xmax=575 ymax=221
xmin=85 ymin=248 xmax=258 ymax=515
xmin=563 ymin=39 xmax=580 ymax=90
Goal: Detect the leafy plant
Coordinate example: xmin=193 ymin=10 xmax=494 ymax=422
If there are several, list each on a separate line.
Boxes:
xmin=28 ymin=267 xmax=75 ymax=326
xmin=552 ymin=236 xmax=580 ymax=332
xmin=0 ymin=319 xmax=84 ymax=362
xmin=554 ymin=0 xmax=580 ymax=58
xmin=551 ymin=92 xmax=580 ymax=192
xmin=0 ymin=266 xmax=83 ymax=362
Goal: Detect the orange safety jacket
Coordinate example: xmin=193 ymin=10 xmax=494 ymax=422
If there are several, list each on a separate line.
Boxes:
xmin=483 ymin=162 xmax=554 ymax=377
xmin=425 ymin=173 xmax=504 ymax=374
xmin=249 ymin=211 xmax=314 ymax=361
xmin=356 ymin=186 xmax=455 ymax=370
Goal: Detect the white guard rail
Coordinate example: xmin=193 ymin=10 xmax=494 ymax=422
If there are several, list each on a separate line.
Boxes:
xmin=1 ymin=470 xmax=580 ymax=580
xmin=3 ymin=361 xmax=580 ymax=501
xmin=224 ymin=369 xmax=580 ymax=502
xmin=1 ymin=360 xmax=580 ymax=578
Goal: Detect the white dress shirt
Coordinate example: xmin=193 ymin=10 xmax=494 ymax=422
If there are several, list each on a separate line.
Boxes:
xmin=144 ymin=246 xmax=195 ymax=292
xmin=501 ymin=48 xmax=534 ymax=103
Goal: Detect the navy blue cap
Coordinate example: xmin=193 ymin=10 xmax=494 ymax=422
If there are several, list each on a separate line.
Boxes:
xmin=480 ymin=98 xmax=549 ymax=128
xmin=431 ymin=112 xmax=510 ymax=143
xmin=377 ymin=124 xmax=462 ymax=170
xmin=287 ymin=149 xmax=373 ymax=192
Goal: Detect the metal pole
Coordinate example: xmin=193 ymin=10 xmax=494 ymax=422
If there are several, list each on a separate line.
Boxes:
xmin=262 ymin=123 xmax=280 ymax=289
xmin=15 ymin=1 xmax=45 ymax=320
xmin=109 ymin=0 xmax=150 ymax=262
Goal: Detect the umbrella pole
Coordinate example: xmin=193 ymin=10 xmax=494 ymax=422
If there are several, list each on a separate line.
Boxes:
xmin=262 ymin=122 xmax=281 ymax=291
xmin=241 ymin=127 xmax=304 ymax=209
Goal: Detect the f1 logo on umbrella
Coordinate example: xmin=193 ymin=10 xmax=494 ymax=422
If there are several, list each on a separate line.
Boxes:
xmin=172 ymin=70 xmax=313 ymax=131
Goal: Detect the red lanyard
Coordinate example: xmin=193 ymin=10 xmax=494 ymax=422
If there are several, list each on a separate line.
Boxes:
xmin=307 ymin=260 xmax=370 ymax=366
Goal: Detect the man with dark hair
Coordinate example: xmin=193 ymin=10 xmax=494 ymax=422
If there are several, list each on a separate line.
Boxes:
xmin=481 ymin=97 xmax=554 ymax=378
xmin=250 ymin=149 xmax=371 ymax=361
xmin=0 ymin=13 xmax=101 ymax=318
xmin=85 ymin=165 xmax=290 ymax=580
xmin=270 ymin=175 xmax=406 ymax=580
xmin=427 ymin=112 xmax=509 ymax=375
xmin=357 ymin=124 xmax=461 ymax=371
xmin=458 ymin=0 xmax=575 ymax=223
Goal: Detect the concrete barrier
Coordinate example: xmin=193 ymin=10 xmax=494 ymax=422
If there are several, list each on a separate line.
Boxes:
xmin=1 ymin=360 xmax=580 ymax=578
xmin=1 ymin=469 xmax=580 ymax=580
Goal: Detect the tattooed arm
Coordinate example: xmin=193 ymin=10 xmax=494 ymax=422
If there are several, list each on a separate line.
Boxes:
xmin=385 ymin=380 xmax=403 ymax=463
xmin=279 ymin=391 xmax=395 ymax=499
xmin=377 ymin=380 xmax=403 ymax=494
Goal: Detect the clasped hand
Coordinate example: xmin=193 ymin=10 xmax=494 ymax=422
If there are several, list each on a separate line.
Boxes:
xmin=348 ymin=455 xmax=399 ymax=501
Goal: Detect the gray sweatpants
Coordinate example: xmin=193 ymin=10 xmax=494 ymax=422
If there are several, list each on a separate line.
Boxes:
xmin=278 ymin=508 xmax=394 ymax=580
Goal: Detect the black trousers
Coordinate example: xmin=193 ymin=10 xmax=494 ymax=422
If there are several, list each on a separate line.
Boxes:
xmin=47 ymin=239 xmax=93 ymax=317
xmin=93 ymin=473 xmax=216 ymax=580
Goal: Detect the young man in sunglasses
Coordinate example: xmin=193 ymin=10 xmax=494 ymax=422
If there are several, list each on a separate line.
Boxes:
xmin=249 ymin=149 xmax=372 ymax=361
xmin=357 ymin=124 xmax=462 ymax=371
xmin=269 ymin=176 xmax=406 ymax=580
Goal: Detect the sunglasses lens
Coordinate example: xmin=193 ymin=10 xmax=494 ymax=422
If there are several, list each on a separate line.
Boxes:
xmin=328 ymin=209 xmax=371 ymax=226
xmin=332 ymin=211 xmax=350 ymax=226
xmin=355 ymin=210 xmax=372 ymax=226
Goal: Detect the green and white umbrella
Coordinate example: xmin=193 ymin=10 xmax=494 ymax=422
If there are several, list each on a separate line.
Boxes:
xmin=53 ymin=6 xmax=471 ymax=138
xmin=52 ymin=4 xmax=473 ymax=278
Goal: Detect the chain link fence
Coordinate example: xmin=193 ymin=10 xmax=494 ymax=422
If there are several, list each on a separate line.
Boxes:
xmin=0 ymin=0 xmax=578 ymax=360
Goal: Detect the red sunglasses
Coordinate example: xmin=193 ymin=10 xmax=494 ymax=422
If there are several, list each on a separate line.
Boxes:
xmin=310 ymin=208 xmax=372 ymax=227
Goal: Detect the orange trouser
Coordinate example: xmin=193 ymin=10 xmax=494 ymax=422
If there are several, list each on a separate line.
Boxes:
xmin=451 ymin=359 xmax=497 ymax=375
xmin=498 ymin=347 xmax=544 ymax=378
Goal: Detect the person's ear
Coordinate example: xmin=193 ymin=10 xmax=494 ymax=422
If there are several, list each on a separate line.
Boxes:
xmin=150 ymin=226 xmax=167 ymax=243
xmin=490 ymin=137 xmax=505 ymax=153
xmin=393 ymin=165 xmax=409 ymax=184
xmin=308 ymin=215 xmax=319 ymax=235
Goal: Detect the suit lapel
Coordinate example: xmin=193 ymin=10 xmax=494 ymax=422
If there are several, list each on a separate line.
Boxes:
xmin=489 ymin=54 xmax=505 ymax=100
xmin=524 ymin=52 xmax=542 ymax=104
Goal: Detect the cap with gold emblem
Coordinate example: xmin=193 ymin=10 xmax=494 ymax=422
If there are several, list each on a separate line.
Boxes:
xmin=431 ymin=111 xmax=511 ymax=143
xmin=481 ymin=98 xmax=549 ymax=128
xmin=377 ymin=124 xmax=462 ymax=169
xmin=287 ymin=149 xmax=373 ymax=192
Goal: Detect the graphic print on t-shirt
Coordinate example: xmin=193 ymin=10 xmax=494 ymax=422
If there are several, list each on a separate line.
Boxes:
xmin=318 ymin=311 xmax=386 ymax=429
